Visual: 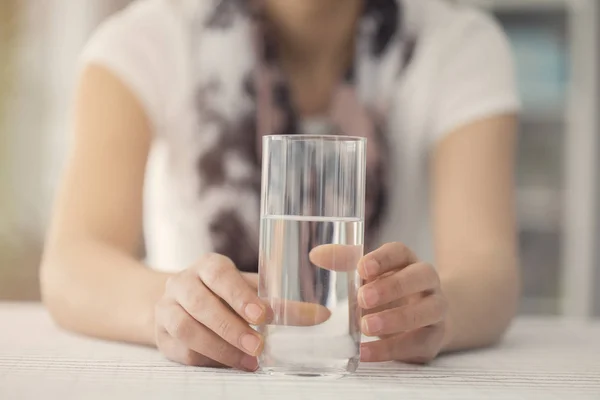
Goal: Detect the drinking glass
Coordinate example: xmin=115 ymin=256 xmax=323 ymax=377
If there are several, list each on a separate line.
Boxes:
xmin=257 ymin=135 xmax=367 ymax=377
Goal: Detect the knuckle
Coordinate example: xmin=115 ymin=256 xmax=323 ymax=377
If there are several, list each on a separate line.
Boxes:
xmin=422 ymin=264 xmax=440 ymax=287
xmin=214 ymin=339 xmax=232 ymax=362
xmin=182 ymin=282 xmax=205 ymax=312
xmin=216 ymin=316 xmax=232 ymax=339
xmin=386 ymin=242 xmax=403 ymax=252
xmin=164 ymin=276 xmax=180 ymax=296
xmin=378 ymin=243 xmax=397 ymax=266
xmin=170 ymin=314 xmax=194 ymax=341
xmin=202 ymin=266 xmax=223 ymax=288
xmin=200 ymin=254 xmax=233 ymax=287
xmin=226 ymin=283 xmax=248 ymax=311
xmin=390 ymin=241 xmax=409 ymax=257
xmin=190 ymin=292 xmax=206 ymax=313
xmin=377 ymin=242 xmax=414 ymax=270
xmin=391 ymin=274 xmax=408 ymax=299
xmin=204 ymin=253 xmax=234 ymax=268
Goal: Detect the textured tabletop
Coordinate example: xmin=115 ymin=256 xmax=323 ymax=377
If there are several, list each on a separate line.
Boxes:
xmin=1 ymin=303 xmax=599 ymax=400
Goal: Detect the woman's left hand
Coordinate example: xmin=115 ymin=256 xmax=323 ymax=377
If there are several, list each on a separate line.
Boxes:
xmin=358 ymin=242 xmax=449 ymax=364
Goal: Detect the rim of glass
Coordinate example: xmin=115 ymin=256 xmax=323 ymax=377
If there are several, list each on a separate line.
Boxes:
xmin=264 ymin=134 xmax=366 ymax=142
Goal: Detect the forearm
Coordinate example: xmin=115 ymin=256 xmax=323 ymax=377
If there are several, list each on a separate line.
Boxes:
xmin=40 ymin=239 xmax=172 ymax=346
xmin=438 ymin=250 xmax=520 ymax=352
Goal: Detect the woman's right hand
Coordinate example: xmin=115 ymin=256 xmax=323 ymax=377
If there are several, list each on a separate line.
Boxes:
xmin=154 ymin=254 xmax=267 ymax=372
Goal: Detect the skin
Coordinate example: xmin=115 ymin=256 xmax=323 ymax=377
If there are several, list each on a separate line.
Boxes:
xmin=40 ymin=0 xmax=519 ymax=370
xmin=264 ymin=0 xmax=363 ymax=114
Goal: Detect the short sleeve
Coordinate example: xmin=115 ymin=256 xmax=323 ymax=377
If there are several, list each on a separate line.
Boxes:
xmin=79 ymin=0 xmax=179 ymax=132
xmin=430 ymin=9 xmax=521 ymax=141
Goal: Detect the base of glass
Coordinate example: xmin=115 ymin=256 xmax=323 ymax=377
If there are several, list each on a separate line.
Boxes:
xmin=259 ymin=366 xmax=349 ymax=379
xmin=259 ymin=357 xmax=359 ymax=379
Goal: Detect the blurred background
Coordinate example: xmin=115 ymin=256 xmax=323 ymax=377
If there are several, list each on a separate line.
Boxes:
xmin=0 ymin=0 xmax=599 ymax=318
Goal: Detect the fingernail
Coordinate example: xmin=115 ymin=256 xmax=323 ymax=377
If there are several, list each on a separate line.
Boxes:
xmin=241 ymin=333 xmax=262 ymax=355
xmin=361 ymin=287 xmax=379 ymax=308
xmin=245 ymin=303 xmax=264 ymax=323
xmin=240 ymin=355 xmax=259 ymax=372
xmin=364 ymin=260 xmax=380 ymax=277
xmin=360 ymin=345 xmax=371 ymax=361
xmin=363 ymin=316 xmax=383 ymax=334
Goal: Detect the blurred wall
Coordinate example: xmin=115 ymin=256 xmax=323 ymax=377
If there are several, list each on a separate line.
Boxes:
xmin=595 ymin=3 xmax=600 ymax=317
xmin=0 ymin=1 xmax=132 ymax=301
xmin=0 ymin=1 xmax=41 ymax=300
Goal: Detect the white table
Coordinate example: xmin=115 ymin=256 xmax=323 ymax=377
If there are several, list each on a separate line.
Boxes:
xmin=1 ymin=304 xmax=599 ymax=400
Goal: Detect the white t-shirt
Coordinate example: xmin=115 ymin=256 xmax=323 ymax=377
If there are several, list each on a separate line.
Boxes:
xmin=80 ymin=0 xmax=520 ymax=272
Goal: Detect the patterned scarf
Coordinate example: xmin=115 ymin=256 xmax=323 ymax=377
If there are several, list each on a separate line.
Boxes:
xmin=187 ymin=0 xmax=415 ymax=272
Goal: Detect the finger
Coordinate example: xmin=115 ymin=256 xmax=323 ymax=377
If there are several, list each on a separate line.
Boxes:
xmin=358 ymin=262 xmax=439 ymax=309
xmin=358 ymin=242 xmax=418 ymax=280
xmin=361 ymin=293 xmax=447 ymax=336
xmin=242 ymin=269 xmax=332 ymax=326
xmin=197 ymin=253 xmax=267 ymax=325
xmin=215 ymin=293 xmax=331 ymax=327
xmin=157 ymin=301 xmax=258 ymax=371
xmin=156 ymin=328 xmax=225 ymax=368
xmin=173 ymin=266 xmax=330 ymax=329
xmin=266 ymin=299 xmax=332 ymax=326
xmin=308 ymin=244 xmax=363 ymax=272
xmin=361 ymin=324 xmax=445 ymax=363
xmin=171 ymin=276 xmax=265 ymax=357
xmin=242 ymin=273 xmax=258 ymax=290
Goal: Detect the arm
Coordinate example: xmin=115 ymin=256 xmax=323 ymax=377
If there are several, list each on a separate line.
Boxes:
xmin=433 ymin=114 xmax=521 ymax=351
xmin=40 ymin=65 xmax=170 ymax=346
xmin=357 ymin=114 xmax=519 ymax=363
xmin=357 ymin=10 xmax=520 ymax=363
xmin=40 ymin=66 xmax=317 ymax=371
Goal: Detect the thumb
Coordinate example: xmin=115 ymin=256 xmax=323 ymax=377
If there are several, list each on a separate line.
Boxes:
xmin=259 ymin=244 xmax=361 ymax=327
xmin=309 ymin=244 xmax=363 ymax=272
xmin=263 ymin=299 xmax=332 ymax=327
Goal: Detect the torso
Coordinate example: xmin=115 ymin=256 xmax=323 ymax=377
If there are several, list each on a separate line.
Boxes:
xmin=80 ymin=0 xmax=520 ymax=272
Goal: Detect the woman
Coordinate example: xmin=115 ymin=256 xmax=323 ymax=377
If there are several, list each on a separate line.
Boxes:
xmin=41 ymin=0 xmax=521 ymax=372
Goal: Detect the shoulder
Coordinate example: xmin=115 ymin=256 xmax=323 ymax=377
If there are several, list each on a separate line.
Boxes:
xmin=414 ymin=0 xmax=505 ymax=35
xmin=407 ymin=0 xmax=520 ymax=140
xmin=81 ymin=0 xmax=184 ymax=61
xmin=79 ymin=0 xmax=191 ymax=131
xmin=409 ymin=0 xmax=513 ymax=59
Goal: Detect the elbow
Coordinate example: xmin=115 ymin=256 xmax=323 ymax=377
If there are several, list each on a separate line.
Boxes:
xmin=486 ymin=311 xmax=516 ymax=347
xmin=441 ymin=250 xmax=522 ymax=352
xmin=487 ymin=266 xmax=522 ymax=346
xmin=39 ymin=256 xmax=80 ymax=334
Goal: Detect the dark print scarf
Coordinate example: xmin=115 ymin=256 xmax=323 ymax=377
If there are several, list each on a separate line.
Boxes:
xmin=187 ymin=0 xmax=416 ymax=272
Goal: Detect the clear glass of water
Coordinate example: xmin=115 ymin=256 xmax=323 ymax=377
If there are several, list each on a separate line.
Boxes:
xmin=257 ymin=135 xmax=366 ymax=377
